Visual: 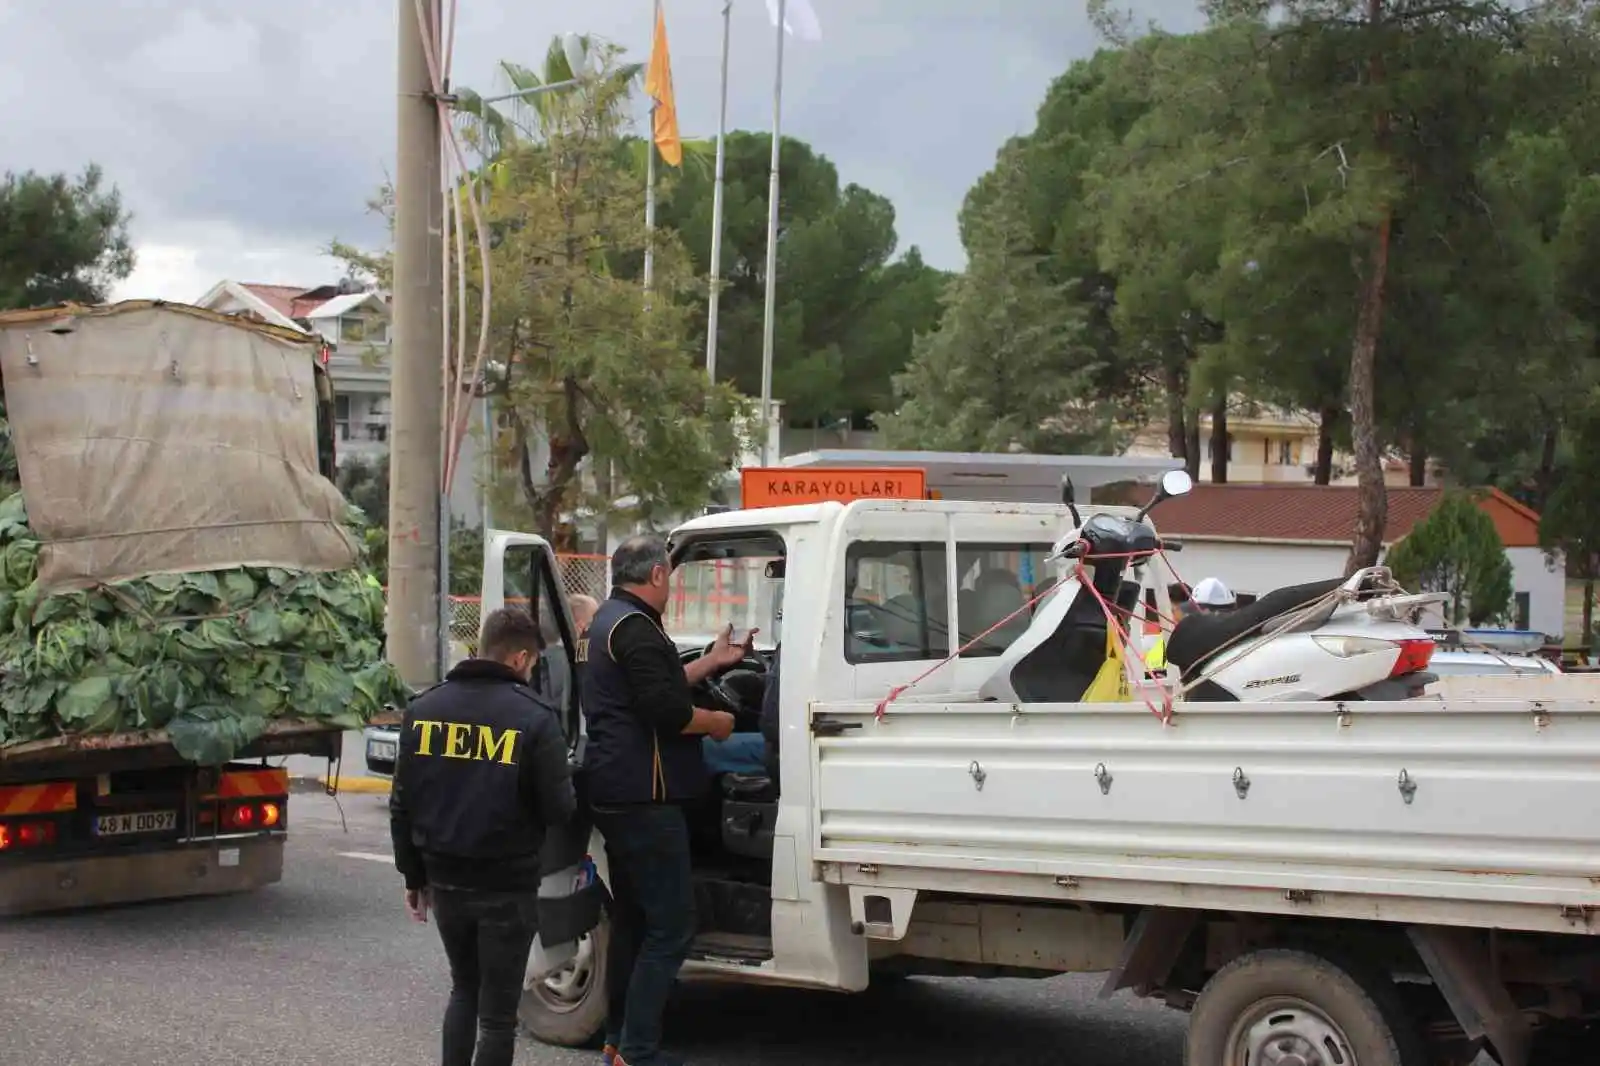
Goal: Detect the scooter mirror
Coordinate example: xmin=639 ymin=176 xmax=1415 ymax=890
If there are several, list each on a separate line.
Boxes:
xmin=1060 ymin=477 xmax=1082 ymax=525
xmin=1161 ymin=469 xmax=1194 ymax=498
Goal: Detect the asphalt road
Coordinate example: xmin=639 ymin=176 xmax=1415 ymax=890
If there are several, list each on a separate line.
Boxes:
xmin=0 ymin=790 xmax=1188 ymax=1066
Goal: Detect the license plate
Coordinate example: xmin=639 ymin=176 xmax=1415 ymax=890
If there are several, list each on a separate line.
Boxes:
xmin=95 ymin=810 xmax=178 ymax=837
xmin=368 ymin=739 xmax=398 ymax=761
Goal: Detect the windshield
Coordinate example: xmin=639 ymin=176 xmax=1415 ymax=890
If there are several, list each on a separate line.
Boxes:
xmin=668 ymin=537 xmax=785 ymax=650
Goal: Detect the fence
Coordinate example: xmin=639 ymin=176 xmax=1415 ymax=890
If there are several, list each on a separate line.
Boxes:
xmin=666 ymin=557 xmax=775 ymax=638
xmin=443 ymin=554 xmax=612 ymax=646
xmin=436 ymin=554 xmax=772 ymax=647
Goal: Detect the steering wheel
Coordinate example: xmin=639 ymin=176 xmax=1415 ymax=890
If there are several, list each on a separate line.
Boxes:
xmin=678 ymin=645 xmax=766 ymax=718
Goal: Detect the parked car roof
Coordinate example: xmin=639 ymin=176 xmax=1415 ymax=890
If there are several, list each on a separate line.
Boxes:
xmin=1428 ymin=649 xmax=1560 ymax=676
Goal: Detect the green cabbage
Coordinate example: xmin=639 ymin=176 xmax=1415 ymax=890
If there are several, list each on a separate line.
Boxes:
xmin=0 ymin=491 xmax=408 ymax=763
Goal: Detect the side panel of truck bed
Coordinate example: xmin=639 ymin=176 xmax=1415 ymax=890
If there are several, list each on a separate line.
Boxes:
xmin=810 ymin=697 xmax=1600 ymax=933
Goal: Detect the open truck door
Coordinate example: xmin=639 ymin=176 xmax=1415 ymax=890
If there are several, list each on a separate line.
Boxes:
xmin=485 ymin=530 xmax=612 ymax=1044
xmin=481 ymin=530 xmax=582 ymax=744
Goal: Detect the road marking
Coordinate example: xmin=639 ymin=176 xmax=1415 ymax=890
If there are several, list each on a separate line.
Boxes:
xmin=337 ymin=851 xmax=394 ymax=864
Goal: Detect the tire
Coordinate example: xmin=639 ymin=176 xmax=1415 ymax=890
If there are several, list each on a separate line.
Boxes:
xmin=1186 ymin=948 xmax=1427 ymax=1066
xmin=519 ymin=914 xmax=610 ymax=1048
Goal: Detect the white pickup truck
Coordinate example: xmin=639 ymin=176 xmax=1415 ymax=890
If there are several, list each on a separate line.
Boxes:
xmin=482 ymin=494 xmax=1600 ymax=1066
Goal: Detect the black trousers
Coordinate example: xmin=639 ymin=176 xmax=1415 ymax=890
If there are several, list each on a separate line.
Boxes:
xmin=592 ymin=804 xmax=697 ymax=1065
xmin=431 ymin=887 xmax=540 ymax=1066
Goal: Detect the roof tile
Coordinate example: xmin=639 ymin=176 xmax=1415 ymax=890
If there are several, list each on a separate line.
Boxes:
xmin=239 ymin=283 xmax=331 ymax=320
xmin=1147 ymin=484 xmax=1444 ymax=544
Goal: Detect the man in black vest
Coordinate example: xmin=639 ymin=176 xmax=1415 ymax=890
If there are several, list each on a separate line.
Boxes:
xmin=390 ymin=606 xmax=577 ymax=1066
xmin=585 ymin=535 xmax=745 ymax=1066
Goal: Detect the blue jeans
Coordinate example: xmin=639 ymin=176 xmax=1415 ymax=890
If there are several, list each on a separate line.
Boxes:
xmin=700 ymin=733 xmax=767 ymax=776
xmin=431 ymin=888 xmax=540 ymax=1066
xmin=593 ymin=804 xmax=696 ymax=1066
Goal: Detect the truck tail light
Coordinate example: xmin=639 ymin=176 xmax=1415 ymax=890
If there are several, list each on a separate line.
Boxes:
xmin=223 ymin=801 xmax=284 ymax=832
xmin=0 ymin=819 xmax=59 ymax=850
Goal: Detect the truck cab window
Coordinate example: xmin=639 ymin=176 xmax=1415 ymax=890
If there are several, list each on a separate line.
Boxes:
xmin=955 ymin=543 xmax=1053 ymax=658
xmin=844 ymin=542 xmax=950 ymax=664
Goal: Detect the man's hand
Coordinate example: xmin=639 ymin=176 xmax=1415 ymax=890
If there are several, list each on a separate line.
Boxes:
xmin=683 ymin=707 xmax=738 ymax=739
xmin=703 ymin=709 xmax=736 ymax=741
xmin=405 ymin=887 xmax=431 ymax=924
xmin=708 ymin=623 xmax=758 ymax=669
xmin=684 ymin=624 xmax=760 ymax=686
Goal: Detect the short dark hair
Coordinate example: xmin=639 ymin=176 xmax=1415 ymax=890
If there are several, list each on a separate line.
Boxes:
xmin=479 ymin=607 xmax=542 ymax=661
xmin=612 ymin=534 xmax=669 ymax=587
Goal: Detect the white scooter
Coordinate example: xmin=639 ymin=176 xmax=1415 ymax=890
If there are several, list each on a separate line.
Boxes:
xmin=979 ymin=470 xmax=1446 ymax=705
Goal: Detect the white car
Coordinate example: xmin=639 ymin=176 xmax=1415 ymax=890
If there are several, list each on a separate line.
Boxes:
xmin=1427 ymin=648 xmax=1561 ymax=677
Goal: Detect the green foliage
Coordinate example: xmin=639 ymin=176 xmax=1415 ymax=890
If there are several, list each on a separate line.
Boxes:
xmin=468 ymin=41 xmax=748 ymax=540
xmin=890 ymin=3 xmax=1600 ymax=563
xmin=0 ymin=165 xmax=134 ymax=310
xmin=1387 ymin=492 xmax=1514 ymax=627
xmin=334 ymin=451 xmax=484 ymax=595
xmin=1540 ymin=395 xmax=1600 ymax=635
xmin=0 ymin=494 xmax=408 ymax=761
xmin=653 ymin=132 xmax=947 ymax=426
xmin=877 ymin=146 xmax=1126 ymax=454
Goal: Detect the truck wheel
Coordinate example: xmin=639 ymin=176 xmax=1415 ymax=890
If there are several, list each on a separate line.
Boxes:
xmin=519 ymin=917 xmax=610 ymax=1048
xmin=1187 ymin=948 xmax=1426 ymax=1066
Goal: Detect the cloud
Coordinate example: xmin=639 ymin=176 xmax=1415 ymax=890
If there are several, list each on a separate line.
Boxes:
xmin=0 ymin=1 xmax=1198 ymax=302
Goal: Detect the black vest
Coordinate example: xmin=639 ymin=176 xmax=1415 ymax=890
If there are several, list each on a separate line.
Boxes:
xmin=582 ymin=594 xmax=707 ymax=805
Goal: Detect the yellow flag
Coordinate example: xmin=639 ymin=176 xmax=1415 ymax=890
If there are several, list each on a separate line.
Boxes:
xmin=645 ymin=5 xmax=683 ymax=167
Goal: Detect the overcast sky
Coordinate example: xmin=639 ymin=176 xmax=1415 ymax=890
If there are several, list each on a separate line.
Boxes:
xmin=1 ymin=1 xmax=1195 ymax=302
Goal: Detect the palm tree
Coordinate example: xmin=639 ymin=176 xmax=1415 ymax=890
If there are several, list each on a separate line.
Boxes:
xmin=454 ymin=35 xmax=716 ymax=186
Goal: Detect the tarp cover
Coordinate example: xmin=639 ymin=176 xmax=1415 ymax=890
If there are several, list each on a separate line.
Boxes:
xmin=0 ymin=302 xmax=357 ymax=591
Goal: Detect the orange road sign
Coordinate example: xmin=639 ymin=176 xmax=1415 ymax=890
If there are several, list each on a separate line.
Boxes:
xmin=740 ymin=467 xmax=928 ymax=509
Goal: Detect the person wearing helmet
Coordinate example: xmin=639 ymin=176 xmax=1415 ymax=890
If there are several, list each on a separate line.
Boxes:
xmin=1190 ymin=576 xmax=1238 ymax=613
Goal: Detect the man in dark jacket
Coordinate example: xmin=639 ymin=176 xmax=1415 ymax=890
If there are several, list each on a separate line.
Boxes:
xmin=390 ymin=606 xmax=577 ymax=1066
xmin=584 ymin=535 xmax=744 ymax=1066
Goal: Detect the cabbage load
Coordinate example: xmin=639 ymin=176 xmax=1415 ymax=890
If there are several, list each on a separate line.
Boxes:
xmin=0 ymin=492 xmax=408 ymax=764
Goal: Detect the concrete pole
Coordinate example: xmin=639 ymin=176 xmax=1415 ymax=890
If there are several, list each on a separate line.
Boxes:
xmin=388 ymin=0 xmax=445 ymax=688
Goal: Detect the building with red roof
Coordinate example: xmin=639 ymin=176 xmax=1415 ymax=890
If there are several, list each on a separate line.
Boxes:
xmin=1100 ymin=483 xmax=1563 ymax=637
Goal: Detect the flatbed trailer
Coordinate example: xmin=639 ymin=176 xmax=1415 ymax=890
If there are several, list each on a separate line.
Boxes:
xmin=0 ymin=721 xmax=341 ymax=916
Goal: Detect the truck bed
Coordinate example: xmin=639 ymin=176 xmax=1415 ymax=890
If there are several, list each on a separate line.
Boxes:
xmin=0 ymin=719 xmax=343 ymax=782
xmin=809 ymin=694 xmax=1600 ymax=935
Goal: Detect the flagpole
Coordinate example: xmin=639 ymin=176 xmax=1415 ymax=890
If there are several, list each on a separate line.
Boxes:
xmin=644 ymin=0 xmax=661 ymax=299
xmin=758 ymin=0 xmax=785 ymax=465
xmin=705 ymin=0 xmax=732 ymax=381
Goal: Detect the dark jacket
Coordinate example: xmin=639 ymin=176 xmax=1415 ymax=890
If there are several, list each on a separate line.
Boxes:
xmin=581 ymin=589 xmax=707 ymax=806
xmin=390 ymin=658 xmax=576 ymax=892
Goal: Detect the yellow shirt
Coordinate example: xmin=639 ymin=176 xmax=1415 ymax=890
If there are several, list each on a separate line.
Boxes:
xmin=1143 ymin=635 xmax=1167 ymax=670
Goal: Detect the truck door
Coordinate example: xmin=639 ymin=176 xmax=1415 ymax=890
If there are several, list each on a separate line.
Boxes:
xmin=481 ymin=531 xmax=581 ymax=743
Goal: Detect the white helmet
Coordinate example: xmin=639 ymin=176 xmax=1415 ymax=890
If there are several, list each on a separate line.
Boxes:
xmin=1191 ymin=577 xmax=1236 ymax=608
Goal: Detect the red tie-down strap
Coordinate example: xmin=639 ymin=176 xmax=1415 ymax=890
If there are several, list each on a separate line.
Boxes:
xmin=872 ymin=546 xmax=1188 ymax=722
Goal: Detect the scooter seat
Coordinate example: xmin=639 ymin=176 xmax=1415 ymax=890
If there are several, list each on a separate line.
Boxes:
xmin=1167 ymin=579 xmax=1346 ymax=672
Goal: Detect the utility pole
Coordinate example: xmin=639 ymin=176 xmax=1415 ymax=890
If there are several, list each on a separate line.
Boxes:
xmin=388 ymin=0 xmax=445 ymax=688
xmin=705 ymin=0 xmax=732 ymax=381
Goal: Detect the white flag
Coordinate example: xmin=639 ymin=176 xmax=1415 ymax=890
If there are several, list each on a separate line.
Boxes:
xmin=765 ymin=0 xmax=822 ymax=41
